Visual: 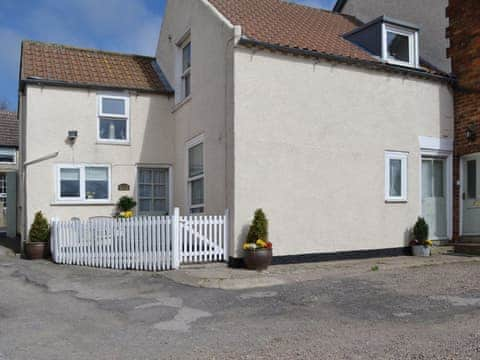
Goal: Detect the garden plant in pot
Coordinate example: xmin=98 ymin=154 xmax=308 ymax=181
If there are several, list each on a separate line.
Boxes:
xmin=410 ymin=217 xmax=433 ymax=257
xmin=25 ymin=211 xmax=50 ymax=260
xmin=243 ymin=209 xmax=272 ymax=270
xmin=117 ymin=196 xmax=137 ymax=219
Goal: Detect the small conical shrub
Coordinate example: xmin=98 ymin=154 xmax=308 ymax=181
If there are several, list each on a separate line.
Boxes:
xmin=29 ymin=211 xmax=50 ymax=243
xmin=246 ymin=209 xmax=268 ymax=243
xmin=413 ymin=217 xmax=429 ymax=243
xmin=118 ymin=196 xmax=137 ymax=212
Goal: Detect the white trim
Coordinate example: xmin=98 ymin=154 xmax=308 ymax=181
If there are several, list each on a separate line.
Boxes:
xmin=55 ymin=164 xmax=112 ymax=204
xmin=385 ymin=151 xmax=408 ymax=202
xmin=136 ymin=165 xmax=173 ymax=216
xmin=199 ymin=0 xmax=235 ymax=29
xmin=0 ymin=147 xmax=16 ymax=165
xmin=186 ymin=134 xmax=205 ymax=214
xmin=419 ymin=136 xmax=453 ymax=152
xmin=96 ymin=93 xmax=130 ymax=144
xmin=383 ymin=23 xmax=418 ymax=68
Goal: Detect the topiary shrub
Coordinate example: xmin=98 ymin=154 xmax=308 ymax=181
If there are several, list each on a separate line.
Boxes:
xmin=29 ymin=211 xmax=50 ymax=243
xmin=413 ymin=217 xmax=429 ymax=243
xmin=246 ymin=209 xmax=268 ymax=243
xmin=117 ymin=196 xmax=137 ymax=212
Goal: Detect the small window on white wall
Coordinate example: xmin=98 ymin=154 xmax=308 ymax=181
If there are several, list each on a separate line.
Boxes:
xmin=97 ymin=94 xmax=129 ymax=142
xmin=176 ymin=32 xmax=191 ymax=103
xmin=385 ymin=151 xmax=408 ymax=202
xmin=187 ymin=135 xmax=204 ymax=214
xmin=57 ymin=164 xmax=111 ymax=203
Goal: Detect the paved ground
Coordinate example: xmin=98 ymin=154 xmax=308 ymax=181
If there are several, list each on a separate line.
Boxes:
xmin=0 ymin=255 xmax=480 ymax=359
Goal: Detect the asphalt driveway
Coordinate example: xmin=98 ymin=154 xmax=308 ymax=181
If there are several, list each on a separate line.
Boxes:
xmin=0 ymin=255 xmax=479 ymax=359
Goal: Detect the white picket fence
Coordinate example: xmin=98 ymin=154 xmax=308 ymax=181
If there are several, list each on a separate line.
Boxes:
xmin=50 ymin=208 xmax=229 ymax=271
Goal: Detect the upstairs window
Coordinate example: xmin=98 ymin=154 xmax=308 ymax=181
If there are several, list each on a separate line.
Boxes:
xmin=181 ymin=41 xmax=191 ymax=99
xmin=383 ymin=24 xmax=418 ymax=67
xmin=97 ymin=94 xmax=129 ymax=143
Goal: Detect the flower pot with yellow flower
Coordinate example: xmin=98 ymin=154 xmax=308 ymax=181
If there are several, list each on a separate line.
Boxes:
xmin=243 ymin=209 xmax=272 ymax=270
xmin=410 ymin=217 xmax=432 ymax=256
xmin=117 ymin=196 xmax=137 ymax=219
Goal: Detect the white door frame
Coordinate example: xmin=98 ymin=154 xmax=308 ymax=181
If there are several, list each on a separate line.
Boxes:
xmin=459 ymin=152 xmax=480 ymax=236
xmin=419 ymin=136 xmax=453 ymax=240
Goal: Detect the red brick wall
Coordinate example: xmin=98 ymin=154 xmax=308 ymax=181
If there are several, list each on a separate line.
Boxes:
xmin=447 ymin=0 xmax=480 ymax=239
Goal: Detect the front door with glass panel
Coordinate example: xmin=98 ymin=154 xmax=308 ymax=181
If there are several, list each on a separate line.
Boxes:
xmin=422 ymin=158 xmax=447 ymax=239
xmin=138 ymin=168 xmax=169 ymax=216
xmin=463 ymin=154 xmax=480 ymax=235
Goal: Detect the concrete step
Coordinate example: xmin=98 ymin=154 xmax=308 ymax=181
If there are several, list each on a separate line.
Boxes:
xmin=454 ymin=243 xmax=480 ymax=256
xmin=431 ymin=245 xmax=454 ymax=256
xmin=460 ymin=236 xmax=480 ymax=244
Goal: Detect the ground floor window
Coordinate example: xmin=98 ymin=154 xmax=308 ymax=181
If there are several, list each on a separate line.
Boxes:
xmin=137 ymin=167 xmax=170 ymax=215
xmin=385 ymin=151 xmax=408 ymax=202
xmin=187 ymin=135 xmax=204 ymax=214
xmin=56 ymin=164 xmax=111 ymax=202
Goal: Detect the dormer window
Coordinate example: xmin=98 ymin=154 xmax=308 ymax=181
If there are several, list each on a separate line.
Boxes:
xmin=383 ymin=24 xmax=418 ymax=67
xmin=344 ymin=16 xmax=419 ymax=69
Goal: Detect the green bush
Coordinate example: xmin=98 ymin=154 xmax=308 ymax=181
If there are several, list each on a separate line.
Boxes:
xmin=246 ymin=209 xmax=268 ymax=243
xmin=117 ymin=196 xmax=137 ymax=212
xmin=413 ymin=217 xmax=429 ymax=242
xmin=29 ymin=211 xmax=50 ymax=243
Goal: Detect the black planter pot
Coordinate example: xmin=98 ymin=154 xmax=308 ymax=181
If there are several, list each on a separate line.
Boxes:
xmin=244 ymin=248 xmax=272 ymax=271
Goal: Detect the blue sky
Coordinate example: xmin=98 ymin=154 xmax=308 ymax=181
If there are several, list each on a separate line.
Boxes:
xmin=0 ymin=0 xmax=336 ymax=111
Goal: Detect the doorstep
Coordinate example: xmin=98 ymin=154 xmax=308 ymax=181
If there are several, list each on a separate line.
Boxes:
xmin=164 ymin=253 xmax=480 ymax=290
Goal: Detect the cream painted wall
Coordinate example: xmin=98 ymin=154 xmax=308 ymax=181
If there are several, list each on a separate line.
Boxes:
xmin=233 ymin=48 xmax=454 ymax=257
xmin=22 ymin=85 xmax=173 ymax=234
xmin=156 ymin=0 xmax=235 ymax=218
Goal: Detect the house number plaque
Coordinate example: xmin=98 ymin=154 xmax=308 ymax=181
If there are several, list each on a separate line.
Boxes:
xmin=118 ymin=183 xmax=130 ymax=191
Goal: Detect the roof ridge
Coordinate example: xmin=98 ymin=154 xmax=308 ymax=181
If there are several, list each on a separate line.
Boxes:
xmin=0 ymin=110 xmax=16 ymax=115
xmin=22 ymin=40 xmax=156 ymax=60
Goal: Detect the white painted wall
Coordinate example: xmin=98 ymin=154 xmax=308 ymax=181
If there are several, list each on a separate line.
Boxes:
xmin=233 ymin=48 xmax=454 ymax=257
xmin=156 ymin=0 xmax=235 ymax=218
xmin=22 ymin=85 xmax=173 ymax=236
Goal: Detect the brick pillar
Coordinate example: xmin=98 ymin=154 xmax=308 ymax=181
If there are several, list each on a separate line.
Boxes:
xmin=447 ymin=0 xmax=480 ymax=240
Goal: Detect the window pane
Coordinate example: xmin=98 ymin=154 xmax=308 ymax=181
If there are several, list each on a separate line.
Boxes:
xmin=433 ymin=160 xmax=444 ymax=197
xmin=422 ymin=160 xmax=433 ymax=198
xmin=60 ymin=168 xmax=80 ymax=198
xmin=99 ymin=118 xmax=127 ymax=140
xmin=0 ymin=154 xmax=14 ymax=163
xmin=182 ymin=42 xmax=191 ymax=72
xmin=154 ymin=185 xmax=167 ymax=198
xmin=387 ymin=31 xmax=410 ymax=62
xmin=139 ymin=199 xmax=151 ymax=212
xmin=467 ymin=160 xmax=477 ymax=199
xmin=85 ymin=167 xmax=109 ymax=200
xmin=139 ymin=169 xmax=152 ymax=184
xmin=102 ymin=98 xmax=125 ymax=115
xmin=139 ymin=184 xmax=152 ymax=197
xmin=389 ymin=159 xmax=402 ymax=197
xmin=191 ymin=207 xmax=204 ymax=214
xmin=188 ymin=143 xmax=203 ymax=178
xmin=153 ymin=199 xmax=167 ymax=212
xmin=184 ymin=73 xmax=191 ymax=98
xmin=190 ymin=178 xmax=204 ymax=205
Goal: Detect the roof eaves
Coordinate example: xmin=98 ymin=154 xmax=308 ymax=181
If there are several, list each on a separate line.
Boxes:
xmin=238 ymin=37 xmax=453 ymax=84
xmin=20 ymin=78 xmax=173 ymax=95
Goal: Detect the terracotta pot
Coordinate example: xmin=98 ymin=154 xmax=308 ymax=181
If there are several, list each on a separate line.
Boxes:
xmin=25 ymin=242 xmax=49 ymax=260
xmin=244 ymin=248 xmax=272 ymax=271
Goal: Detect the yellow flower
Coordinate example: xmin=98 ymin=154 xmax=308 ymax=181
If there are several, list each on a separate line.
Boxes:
xmin=256 ymin=239 xmax=267 ymax=248
xmin=424 ymin=240 xmax=433 ymax=247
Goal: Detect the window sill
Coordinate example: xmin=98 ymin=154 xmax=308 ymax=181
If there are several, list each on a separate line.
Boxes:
xmin=51 ymin=201 xmax=115 ymax=206
xmin=385 ymin=199 xmax=408 ymax=204
xmin=172 ymin=95 xmax=192 ymax=113
xmin=96 ymin=140 xmax=131 ymax=146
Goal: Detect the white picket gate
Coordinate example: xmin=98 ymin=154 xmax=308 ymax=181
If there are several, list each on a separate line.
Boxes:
xmin=50 ymin=208 xmax=228 ymax=271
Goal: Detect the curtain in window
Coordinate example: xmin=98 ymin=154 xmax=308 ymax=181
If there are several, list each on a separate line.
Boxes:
xmin=60 ymin=168 xmax=80 ymax=198
xmin=85 ymin=167 xmax=108 ymax=199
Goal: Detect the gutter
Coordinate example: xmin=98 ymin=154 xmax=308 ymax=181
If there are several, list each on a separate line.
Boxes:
xmin=23 ymin=152 xmax=59 ymax=168
xmin=20 ymin=78 xmax=173 ymax=96
xmin=238 ymin=37 xmax=454 ymax=84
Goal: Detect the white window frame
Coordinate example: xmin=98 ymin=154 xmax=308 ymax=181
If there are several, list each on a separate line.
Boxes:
xmin=382 ymin=23 xmax=419 ymax=68
xmin=56 ymin=164 xmax=112 ymax=204
xmin=97 ymin=93 xmax=130 ymax=144
xmin=0 ymin=147 xmax=16 ymax=164
xmin=136 ymin=165 xmax=173 ymax=216
xmin=186 ymin=134 xmax=205 ymax=214
xmin=175 ymin=32 xmax=192 ymax=104
xmin=385 ymin=151 xmax=408 ymax=202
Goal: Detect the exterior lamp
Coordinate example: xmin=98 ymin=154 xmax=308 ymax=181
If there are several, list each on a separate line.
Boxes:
xmin=465 ymin=126 xmax=476 ymax=142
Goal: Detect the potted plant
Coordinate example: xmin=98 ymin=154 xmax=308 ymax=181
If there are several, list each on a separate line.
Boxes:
xmin=117 ymin=196 xmax=136 ymax=219
xmin=410 ymin=217 xmax=433 ymax=256
xmin=243 ymin=209 xmax=272 ymax=270
xmin=25 ymin=211 xmax=50 ymax=260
